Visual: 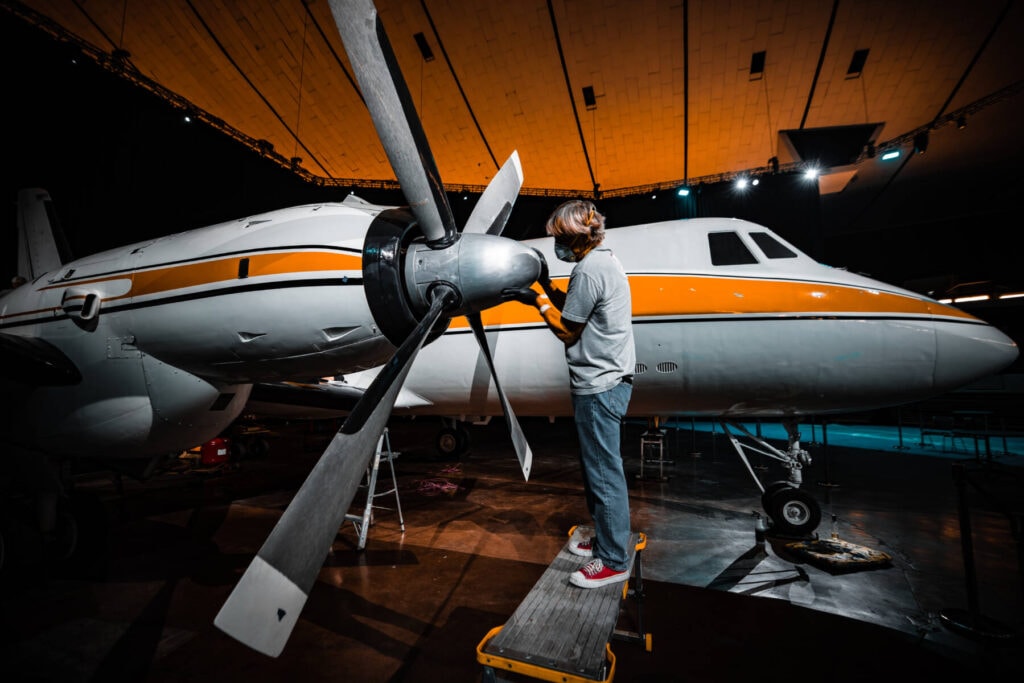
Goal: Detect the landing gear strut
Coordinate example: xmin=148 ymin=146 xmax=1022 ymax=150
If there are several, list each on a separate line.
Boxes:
xmin=721 ymin=420 xmax=821 ymax=537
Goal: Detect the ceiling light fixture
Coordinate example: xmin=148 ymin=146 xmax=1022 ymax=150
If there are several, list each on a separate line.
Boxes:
xmin=846 ymin=49 xmax=869 ymax=78
xmin=413 ymin=33 xmax=434 ymax=62
xmin=913 ymin=132 xmax=929 ymax=154
xmin=749 ymin=50 xmax=765 ymax=80
xmin=582 ymin=86 xmax=597 ymax=110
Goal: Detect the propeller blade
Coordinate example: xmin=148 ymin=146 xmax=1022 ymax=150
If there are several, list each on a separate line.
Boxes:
xmin=462 ymin=151 xmax=523 ymax=236
xmin=329 ymin=0 xmax=457 ymax=247
xmin=467 ymin=313 xmax=533 ymax=480
xmin=214 ymin=285 xmax=458 ymax=657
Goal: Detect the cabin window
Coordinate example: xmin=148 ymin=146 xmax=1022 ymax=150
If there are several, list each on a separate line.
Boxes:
xmin=749 ymin=232 xmax=797 ymax=259
xmin=709 ymin=232 xmax=758 ymax=265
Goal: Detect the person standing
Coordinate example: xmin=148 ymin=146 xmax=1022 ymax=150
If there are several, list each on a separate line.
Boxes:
xmin=505 ymin=199 xmax=636 ymax=588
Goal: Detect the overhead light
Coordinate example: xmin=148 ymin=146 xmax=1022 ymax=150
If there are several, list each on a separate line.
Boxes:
xmin=803 ymin=168 xmax=819 ymax=180
xmin=735 ymin=177 xmax=749 ymax=190
xmin=957 ymin=116 xmax=967 ymax=130
xmin=677 ymin=186 xmax=691 ymax=197
xmin=999 ymin=291 xmax=1024 ymax=300
xmin=954 ymin=294 xmax=990 ymax=303
xmin=881 ymin=149 xmax=900 ymax=161
xmin=751 ymin=177 xmax=760 ymax=186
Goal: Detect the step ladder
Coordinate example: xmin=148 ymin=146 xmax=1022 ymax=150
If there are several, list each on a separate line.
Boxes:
xmin=477 ymin=526 xmax=650 ymax=682
xmin=344 ymin=427 xmax=405 ymax=550
xmin=637 ymin=427 xmax=673 ymax=481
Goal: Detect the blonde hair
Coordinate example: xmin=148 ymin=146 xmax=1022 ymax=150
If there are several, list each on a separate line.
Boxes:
xmin=545 ymin=200 xmax=605 ymax=244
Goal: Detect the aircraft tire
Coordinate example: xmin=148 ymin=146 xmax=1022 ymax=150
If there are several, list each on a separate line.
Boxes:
xmin=767 ymin=486 xmax=821 ymax=537
xmin=760 ymin=481 xmax=792 ymax=511
xmin=436 ymin=426 xmax=470 ymax=458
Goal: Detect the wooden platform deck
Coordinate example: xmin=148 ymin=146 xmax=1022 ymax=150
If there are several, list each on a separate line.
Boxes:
xmin=477 ymin=527 xmax=643 ymax=682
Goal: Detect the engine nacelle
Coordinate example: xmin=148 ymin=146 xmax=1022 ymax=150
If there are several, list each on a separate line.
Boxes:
xmin=362 ymin=208 xmax=542 ymax=347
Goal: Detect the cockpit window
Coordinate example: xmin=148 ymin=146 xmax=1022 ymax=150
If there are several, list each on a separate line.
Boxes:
xmin=749 ymin=232 xmax=797 ymax=259
xmin=709 ymin=232 xmax=758 ymax=265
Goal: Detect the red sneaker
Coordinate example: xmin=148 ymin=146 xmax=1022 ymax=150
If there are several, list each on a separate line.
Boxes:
xmin=569 ymin=536 xmax=593 ymax=557
xmin=569 ymin=559 xmax=628 ymax=588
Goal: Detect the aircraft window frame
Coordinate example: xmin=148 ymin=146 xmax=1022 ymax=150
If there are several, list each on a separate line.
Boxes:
xmin=708 ymin=231 xmax=759 ymax=266
xmin=749 ymin=232 xmax=797 ymax=259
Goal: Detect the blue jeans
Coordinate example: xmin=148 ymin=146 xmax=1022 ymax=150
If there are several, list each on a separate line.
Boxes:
xmin=572 ymin=380 xmax=633 ymax=571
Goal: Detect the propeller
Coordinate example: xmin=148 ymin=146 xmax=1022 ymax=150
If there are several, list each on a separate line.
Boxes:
xmin=215 ymin=0 xmax=540 ymax=656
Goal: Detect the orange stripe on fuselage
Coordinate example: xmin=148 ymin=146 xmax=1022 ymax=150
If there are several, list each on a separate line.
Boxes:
xmin=448 ymin=274 xmax=975 ymax=329
xmin=40 ymin=251 xmax=362 ymax=302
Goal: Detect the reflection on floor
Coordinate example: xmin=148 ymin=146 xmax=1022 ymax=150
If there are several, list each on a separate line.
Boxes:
xmin=1 ymin=416 xmax=1021 ymax=682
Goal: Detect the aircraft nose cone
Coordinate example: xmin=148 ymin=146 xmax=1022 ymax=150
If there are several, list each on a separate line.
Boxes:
xmin=454 ymin=233 xmax=542 ymax=314
xmin=934 ymin=320 xmax=1019 ymax=391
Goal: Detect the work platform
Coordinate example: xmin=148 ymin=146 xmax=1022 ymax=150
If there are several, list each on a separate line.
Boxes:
xmin=477 ymin=527 xmax=649 ymax=682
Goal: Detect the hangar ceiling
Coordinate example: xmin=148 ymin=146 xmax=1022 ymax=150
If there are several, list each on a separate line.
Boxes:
xmin=5 ymin=1 xmax=1024 ymax=254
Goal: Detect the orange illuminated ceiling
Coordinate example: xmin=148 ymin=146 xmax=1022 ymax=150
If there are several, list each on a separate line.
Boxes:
xmin=8 ymin=0 xmax=1024 ymax=206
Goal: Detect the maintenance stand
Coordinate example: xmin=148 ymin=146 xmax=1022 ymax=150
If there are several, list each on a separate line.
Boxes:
xmin=477 ymin=526 xmax=650 ymax=682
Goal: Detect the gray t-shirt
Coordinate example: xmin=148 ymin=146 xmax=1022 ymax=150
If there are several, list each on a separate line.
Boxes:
xmin=560 ymin=246 xmax=636 ymax=395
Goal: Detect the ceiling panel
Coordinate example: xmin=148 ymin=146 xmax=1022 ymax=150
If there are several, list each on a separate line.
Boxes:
xmin=7 ymin=0 xmax=1023 ymax=225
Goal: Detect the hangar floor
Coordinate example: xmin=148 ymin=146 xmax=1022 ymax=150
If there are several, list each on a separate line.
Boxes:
xmin=2 ymin=415 xmax=1022 ymax=682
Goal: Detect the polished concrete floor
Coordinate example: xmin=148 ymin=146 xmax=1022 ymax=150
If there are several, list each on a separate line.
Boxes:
xmin=1 ymin=414 xmax=1022 ymax=682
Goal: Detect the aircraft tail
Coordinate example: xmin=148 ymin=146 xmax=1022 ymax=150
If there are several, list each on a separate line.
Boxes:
xmin=16 ymin=188 xmax=73 ymax=280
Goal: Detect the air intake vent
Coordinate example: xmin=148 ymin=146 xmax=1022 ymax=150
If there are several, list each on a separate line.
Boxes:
xmin=634 ymin=363 xmax=648 ymax=374
xmin=656 ymin=362 xmax=678 ymax=373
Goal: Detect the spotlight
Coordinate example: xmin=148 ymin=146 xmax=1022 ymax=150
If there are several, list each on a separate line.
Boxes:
xmin=735 ymin=177 xmax=749 ymax=190
xmin=751 ymin=177 xmax=760 ymax=186
xmin=957 ymin=116 xmax=967 ymax=130
xmin=676 ymin=186 xmax=691 ymax=197
xmin=803 ymin=168 xmax=818 ymax=180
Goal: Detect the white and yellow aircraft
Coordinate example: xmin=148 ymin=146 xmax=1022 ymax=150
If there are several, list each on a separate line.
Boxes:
xmin=1 ymin=0 xmax=1017 ymax=659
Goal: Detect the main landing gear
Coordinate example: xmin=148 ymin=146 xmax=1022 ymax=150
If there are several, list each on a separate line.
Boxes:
xmin=436 ymin=420 xmax=471 ymax=458
xmin=720 ymin=419 xmax=822 ymax=537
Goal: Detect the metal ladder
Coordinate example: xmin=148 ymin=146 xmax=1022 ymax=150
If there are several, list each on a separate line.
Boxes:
xmin=344 ymin=428 xmax=405 ymax=550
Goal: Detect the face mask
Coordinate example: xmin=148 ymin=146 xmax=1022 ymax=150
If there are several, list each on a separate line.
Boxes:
xmin=554 ymin=242 xmax=577 ymax=262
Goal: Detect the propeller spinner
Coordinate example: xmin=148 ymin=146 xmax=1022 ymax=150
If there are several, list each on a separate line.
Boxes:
xmin=215 ymin=0 xmax=540 ymax=656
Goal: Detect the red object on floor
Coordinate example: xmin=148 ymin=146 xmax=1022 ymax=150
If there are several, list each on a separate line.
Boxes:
xmin=200 ymin=437 xmax=230 ymax=465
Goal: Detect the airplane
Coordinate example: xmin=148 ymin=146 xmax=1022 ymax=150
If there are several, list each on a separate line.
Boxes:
xmin=2 ymin=0 xmax=1016 ymax=661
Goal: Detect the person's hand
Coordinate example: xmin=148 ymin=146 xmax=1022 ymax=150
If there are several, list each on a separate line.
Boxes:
xmin=501 ymin=287 xmax=539 ymax=306
xmin=532 ymin=247 xmax=550 ymax=285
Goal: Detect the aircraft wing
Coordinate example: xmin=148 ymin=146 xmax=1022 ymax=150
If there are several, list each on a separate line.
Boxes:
xmin=246 ymin=377 xmax=432 ymax=420
xmin=0 ymin=331 xmax=81 ymax=385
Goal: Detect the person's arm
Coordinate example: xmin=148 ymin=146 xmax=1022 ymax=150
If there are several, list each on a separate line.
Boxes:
xmin=536 ymin=293 xmax=584 ymax=345
xmin=502 ymin=287 xmax=584 ymax=345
